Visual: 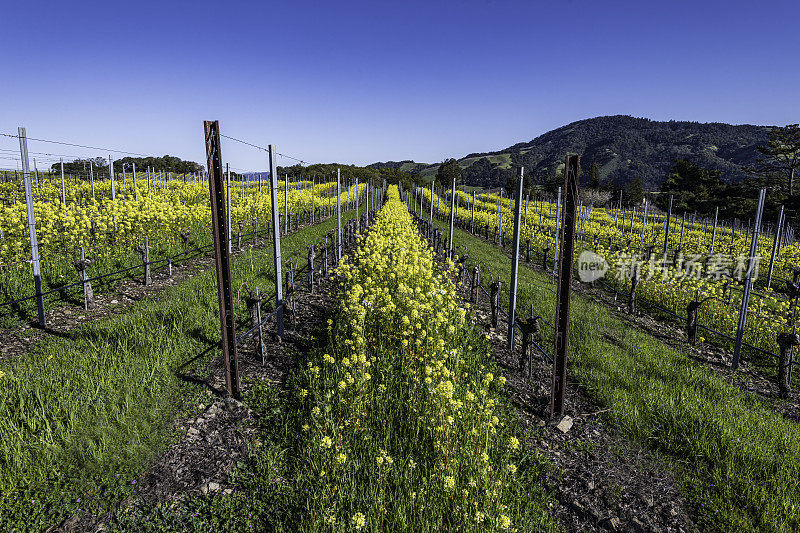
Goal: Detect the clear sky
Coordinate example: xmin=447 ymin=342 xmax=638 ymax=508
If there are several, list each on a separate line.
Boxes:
xmin=2 ymin=0 xmax=798 ymax=172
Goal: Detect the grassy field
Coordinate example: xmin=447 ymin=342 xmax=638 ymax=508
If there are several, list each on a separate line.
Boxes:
xmin=0 ymin=208 xmax=362 ymax=531
xmin=437 ymin=218 xmax=800 ymax=532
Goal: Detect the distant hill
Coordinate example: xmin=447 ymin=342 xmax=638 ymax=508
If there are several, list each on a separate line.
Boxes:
xmin=367 ymin=160 xmax=431 ymax=174
xmin=370 ymin=115 xmax=773 ymax=190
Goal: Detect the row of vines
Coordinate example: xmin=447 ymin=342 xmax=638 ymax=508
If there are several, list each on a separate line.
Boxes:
xmin=421 ymin=187 xmax=799 ymax=363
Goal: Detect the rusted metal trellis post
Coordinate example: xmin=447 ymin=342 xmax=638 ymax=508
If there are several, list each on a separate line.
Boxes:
xmin=550 ymin=154 xmax=579 ymax=419
xmin=553 ymin=186 xmax=561 ymax=274
xmin=204 ymin=120 xmax=240 ymax=399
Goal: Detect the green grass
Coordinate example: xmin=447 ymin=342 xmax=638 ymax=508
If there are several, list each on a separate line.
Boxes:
xmin=439 ymin=219 xmax=800 ymax=532
xmin=0 ymin=207 xmax=363 ymax=531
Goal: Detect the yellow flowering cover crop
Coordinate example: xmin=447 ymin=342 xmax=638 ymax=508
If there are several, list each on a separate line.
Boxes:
xmin=293 ymin=186 xmax=536 ymax=531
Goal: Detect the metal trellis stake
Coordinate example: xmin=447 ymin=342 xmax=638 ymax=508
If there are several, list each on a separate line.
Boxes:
xmin=226 ymin=164 xmax=232 ymax=255
xmin=60 ymin=159 xmax=65 ymax=204
xmin=639 ymin=200 xmax=648 ymax=253
xmin=554 ymin=186 xmax=561 ymax=274
xmin=429 ymin=179 xmax=435 ymax=226
xmin=109 ymin=155 xmax=116 ymax=201
xmin=18 ymin=127 xmax=46 ymax=327
xmin=204 ymin=120 xmax=240 ymax=399
xmin=471 ymin=190 xmax=476 ymax=233
xmin=550 ymin=155 xmax=579 ymax=419
xmin=663 ymin=194 xmax=673 ymax=255
xmin=337 ymin=169 xmax=342 ymax=261
xmin=507 ymin=167 xmax=525 ymax=351
xmin=284 ymin=174 xmax=289 ymax=235
xmin=448 ymin=175 xmax=456 ymax=258
xmin=767 ymin=205 xmax=784 ymax=290
xmin=732 ymin=188 xmax=766 ymax=369
xmin=269 ymin=146 xmax=285 ymax=339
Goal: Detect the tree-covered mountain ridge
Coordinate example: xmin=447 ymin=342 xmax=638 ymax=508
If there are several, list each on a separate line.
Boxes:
xmin=370 ymin=115 xmax=774 ymax=189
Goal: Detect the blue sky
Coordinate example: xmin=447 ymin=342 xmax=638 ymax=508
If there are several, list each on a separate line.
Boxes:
xmin=2 ymin=0 xmax=798 ymax=172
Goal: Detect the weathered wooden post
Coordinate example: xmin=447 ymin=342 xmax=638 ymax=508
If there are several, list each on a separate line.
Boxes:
xmin=135 ymin=237 xmax=151 ymax=285
xmin=490 ymin=279 xmax=502 ymax=329
xmin=777 ymin=333 xmax=799 ymax=399
xmin=286 ymin=261 xmax=297 ymax=328
xmin=74 ymin=247 xmax=94 ymax=310
xmin=180 ymin=228 xmax=191 ymax=255
xmin=687 ymin=299 xmax=701 ymax=345
xmin=456 ymin=252 xmax=468 ymax=284
xmin=246 ymin=287 xmax=267 ymax=364
xmin=520 ymin=314 xmax=541 ymax=376
xmin=323 ymin=237 xmax=329 ymax=278
xmin=308 ymin=245 xmax=316 ymax=293
xmin=629 ymin=267 xmax=639 ymax=314
xmin=471 ymin=264 xmax=480 ymax=304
